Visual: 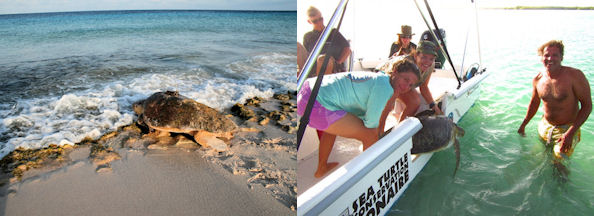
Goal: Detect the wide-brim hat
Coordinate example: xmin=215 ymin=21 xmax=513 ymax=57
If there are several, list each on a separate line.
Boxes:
xmin=397 ymin=25 xmax=415 ymax=37
xmin=417 ymin=40 xmax=438 ymax=56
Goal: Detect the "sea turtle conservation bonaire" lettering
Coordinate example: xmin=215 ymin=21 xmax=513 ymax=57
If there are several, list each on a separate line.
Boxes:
xmin=348 ymin=153 xmax=409 ymax=216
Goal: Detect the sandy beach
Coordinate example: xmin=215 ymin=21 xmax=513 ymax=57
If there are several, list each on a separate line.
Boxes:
xmin=0 ymin=92 xmax=297 ymax=215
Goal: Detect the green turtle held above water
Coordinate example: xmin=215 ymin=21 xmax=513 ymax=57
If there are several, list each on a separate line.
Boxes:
xmin=412 ymin=113 xmax=465 ymax=176
xmin=133 ymin=91 xmax=238 ymax=151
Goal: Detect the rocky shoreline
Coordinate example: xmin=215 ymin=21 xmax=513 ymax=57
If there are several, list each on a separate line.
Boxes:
xmin=0 ymin=90 xmax=298 ymax=210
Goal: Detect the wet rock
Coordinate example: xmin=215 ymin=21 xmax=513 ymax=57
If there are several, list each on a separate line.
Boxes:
xmin=247 ymin=116 xmax=259 ymax=122
xmin=281 ymin=125 xmax=298 ymax=134
xmin=268 ymin=111 xmax=287 ymax=122
xmin=0 ymin=144 xmax=68 ymax=180
xmin=15 ymin=165 xmax=27 ymax=173
xmin=259 ymin=116 xmax=270 ymax=126
xmin=147 ymin=144 xmax=168 ymax=150
xmin=96 ymin=164 xmax=112 ymax=173
xmin=240 ymin=127 xmax=261 ymax=133
xmin=90 ymin=144 xmax=121 ymax=166
xmin=280 ymin=101 xmax=296 ymax=112
xmin=123 ymin=124 xmax=142 ymax=133
xmin=98 ymin=131 xmax=118 ymax=142
xmin=245 ymin=97 xmax=263 ymax=107
xmin=273 ymin=92 xmax=291 ymax=101
xmin=125 ymin=137 xmax=146 ymax=149
xmin=231 ymin=103 xmax=256 ymax=120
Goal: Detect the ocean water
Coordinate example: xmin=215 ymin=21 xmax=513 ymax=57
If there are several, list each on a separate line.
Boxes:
xmin=390 ymin=10 xmax=594 ymax=215
xmin=0 ymin=10 xmax=297 ymax=158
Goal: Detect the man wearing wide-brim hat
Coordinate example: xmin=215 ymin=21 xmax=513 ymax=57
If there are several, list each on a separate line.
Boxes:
xmin=389 ymin=25 xmax=418 ymax=57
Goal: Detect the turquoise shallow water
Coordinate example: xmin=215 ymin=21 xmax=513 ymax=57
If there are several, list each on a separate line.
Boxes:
xmin=390 ymin=10 xmax=594 ymax=215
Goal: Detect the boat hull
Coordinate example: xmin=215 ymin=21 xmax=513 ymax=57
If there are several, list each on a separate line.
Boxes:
xmin=298 ymin=118 xmax=422 ymax=216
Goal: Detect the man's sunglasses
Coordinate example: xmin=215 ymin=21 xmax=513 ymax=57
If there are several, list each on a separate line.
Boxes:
xmin=311 ymin=17 xmax=324 ymax=24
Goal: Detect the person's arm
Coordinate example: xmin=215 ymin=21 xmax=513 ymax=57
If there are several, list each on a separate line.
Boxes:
xmin=558 ymin=70 xmax=592 ymax=151
xmin=303 ymin=32 xmax=314 ymax=53
xmin=297 ymin=42 xmax=309 ymax=77
xmin=378 ymin=94 xmax=398 ymax=139
xmin=518 ymin=75 xmax=542 ymax=135
xmin=419 ymin=68 xmax=442 ymax=114
xmin=336 ymin=46 xmax=351 ymax=65
xmin=332 ymin=30 xmax=351 ymax=65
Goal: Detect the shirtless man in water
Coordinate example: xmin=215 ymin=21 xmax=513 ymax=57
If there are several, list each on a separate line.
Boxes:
xmin=518 ymin=40 xmax=591 ymax=160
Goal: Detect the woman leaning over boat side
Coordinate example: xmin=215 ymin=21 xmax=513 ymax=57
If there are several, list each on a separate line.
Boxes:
xmin=377 ymin=40 xmax=443 ymax=120
xmin=297 ymin=59 xmax=420 ymax=178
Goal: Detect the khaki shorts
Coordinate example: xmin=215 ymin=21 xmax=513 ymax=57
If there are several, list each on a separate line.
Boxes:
xmin=537 ymin=117 xmax=580 ymax=159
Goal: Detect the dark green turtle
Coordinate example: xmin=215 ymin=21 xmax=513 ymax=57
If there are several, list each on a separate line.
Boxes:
xmin=412 ymin=114 xmax=465 ymax=176
xmin=133 ymin=91 xmax=238 ymax=151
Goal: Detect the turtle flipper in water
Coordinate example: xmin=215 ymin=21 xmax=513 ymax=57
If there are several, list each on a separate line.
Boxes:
xmin=453 ymin=124 xmax=465 ymax=177
xmin=412 ymin=115 xmax=465 ymax=177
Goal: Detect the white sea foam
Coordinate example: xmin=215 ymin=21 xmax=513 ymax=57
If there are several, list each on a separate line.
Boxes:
xmin=0 ymin=52 xmax=296 ymax=159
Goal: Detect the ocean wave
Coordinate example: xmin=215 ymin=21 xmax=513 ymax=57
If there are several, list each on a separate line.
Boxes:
xmin=0 ymin=51 xmax=296 ymax=159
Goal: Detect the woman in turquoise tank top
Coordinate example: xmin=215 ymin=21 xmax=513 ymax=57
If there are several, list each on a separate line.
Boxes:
xmin=297 ymin=59 xmax=420 ymax=178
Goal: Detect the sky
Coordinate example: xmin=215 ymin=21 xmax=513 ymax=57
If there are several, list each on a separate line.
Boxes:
xmin=297 ymin=0 xmax=594 ymax=60
xmin=2 ymin=0 xmax=590 ymax=15
xmin=0 ymin=0 xmax=296 ymax=15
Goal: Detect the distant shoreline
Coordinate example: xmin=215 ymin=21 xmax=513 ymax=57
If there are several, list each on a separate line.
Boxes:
xmin=486 ymin=6 xmax=594 ymax=10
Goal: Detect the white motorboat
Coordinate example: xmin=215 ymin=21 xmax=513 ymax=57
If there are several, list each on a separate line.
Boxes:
xmin=297 ymin=0 xmax=489 ymax=215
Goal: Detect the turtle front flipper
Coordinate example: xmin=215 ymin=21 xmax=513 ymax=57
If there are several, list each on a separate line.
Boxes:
xmin=193 ymin=131 xmax=228 ymax=152
xmin=453 ymin=139 xmax=460 ymax=177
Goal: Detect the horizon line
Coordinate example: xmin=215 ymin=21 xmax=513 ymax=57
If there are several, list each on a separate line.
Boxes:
xmin=0 ymin=8 xmax=297 ymax=16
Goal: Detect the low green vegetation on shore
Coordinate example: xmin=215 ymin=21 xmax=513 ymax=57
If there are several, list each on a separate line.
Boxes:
xmin=492 ymin=6 xmax=594 ymax=10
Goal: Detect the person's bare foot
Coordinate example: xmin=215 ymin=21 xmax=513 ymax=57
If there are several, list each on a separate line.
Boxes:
xmin=314 ymin=162 xmax=339 ymax=178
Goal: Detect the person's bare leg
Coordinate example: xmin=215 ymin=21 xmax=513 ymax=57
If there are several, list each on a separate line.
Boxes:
xmin=397 ymin=90 xmax=420 ymax=121
xmin=326 ymin=114 xmax=377 ymax=148
xmin=316 ymin=55 xmax=335 ymax=76
xmin=297 ymin=42 xmax=308 ymax=75
xmin=314 ymin=132 xmax=338 ymax=178
xmin=314 ymin=113 xmax=377 ymax=178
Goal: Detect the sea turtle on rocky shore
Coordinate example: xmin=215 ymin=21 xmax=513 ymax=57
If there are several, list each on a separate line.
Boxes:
xmin=412 ymin=113 xmax=465 ymax=176
xmin=133 ymin=91 xmax=238 ymax=151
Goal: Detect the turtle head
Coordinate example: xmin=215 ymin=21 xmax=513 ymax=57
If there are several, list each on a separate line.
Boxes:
xmin=132 ymin=100 xmax=145 ymax=115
